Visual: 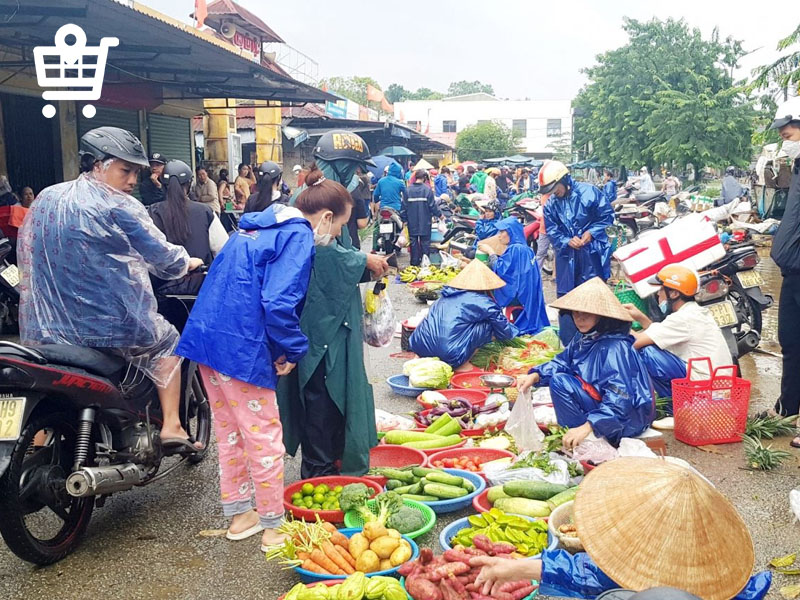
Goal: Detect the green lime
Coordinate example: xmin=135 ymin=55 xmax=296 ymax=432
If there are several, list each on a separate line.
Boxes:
xmin=303 ymin=496 xmax=314 ymax=508
xmin=292 ymin=498 xmax=305 ymax=507
xmin=333 ymin=501 xmax=340 ymax=509
xmin=322 ymin=502 xmax=333 ymax=510
xmin=313 ymin=493 xmax=326 ymax=504
xmin=311 ymin=503 xmax=322 ymax=510
xmin=301 ymin=483 xmax=314 ymax=495
xmin=334 ymin=486 xmax=343 ymax=493
xmin=291 ymin=492 xmax=303 ymax=501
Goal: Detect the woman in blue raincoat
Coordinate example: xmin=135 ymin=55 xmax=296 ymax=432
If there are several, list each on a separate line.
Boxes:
xmin=518 ymin=278 xmax=653 ymax=448
xmin=478 ymin=217 xmax=549 ymax=335
xmin=409 ymin=259 xmax=518 ymax=368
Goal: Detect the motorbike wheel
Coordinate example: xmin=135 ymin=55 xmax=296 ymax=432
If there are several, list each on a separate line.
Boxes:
xmin=729 ymin=284 xmax=763 ymax=336
xmin=183 ymin=363 xmax=212 ymax=465
xmin=0 ymin=411 xmax=95 ymax=565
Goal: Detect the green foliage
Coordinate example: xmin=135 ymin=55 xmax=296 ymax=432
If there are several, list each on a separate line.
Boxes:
xmin=547 ymin=134 xmax=573 ymax=164
xmin=385 ymin=83 xmax=409 ymax=104
xmin=455 ymin=121 xmax=521 ymax=162
xmin=319 ymin=76 xmax=382 ymax=106
xmin=574 ymin=18 xmax=756 ymax=173
xmin=408 ymin=87 xmax=445 ymax=100
xmin=750 ymin=23 xmax=800 ymax=93
xmin=447 ymin=80 xmax=495 ymax=96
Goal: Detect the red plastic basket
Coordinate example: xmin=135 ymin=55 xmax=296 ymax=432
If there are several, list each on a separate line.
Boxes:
xmin=428 ymin=448 xmax=514 ymax=481
xmin=363 ymin=445 xmax=427 ymax=487
xmin=415 ymin=388 xmax=488 ymax=410
xmin=673 ymin=358 xmax=751 ymax=446
xmin=450 ymin=371 xmax=496 ymax=390
xmin=283 ymin=476 xmax=382 ymax=523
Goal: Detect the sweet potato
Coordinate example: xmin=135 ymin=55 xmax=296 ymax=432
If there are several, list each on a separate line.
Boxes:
xmin=419 ymin=548 xmax=434 ymax=564
xmin=439 ymin=578 xmax=461 ymax=600
xmin=463 ymin=547 xmax=487 ymax=556
xmin=448 ymin=574 xmax=467 ymax=596
xmin=497 ymin=582 xmax=529 ymax=593
xmin=491 ymin=542 xmax=517 ymax=555
xmin=472 ymin=535 xmax=494 ymax=554
xmin=406 ymin=575 xmax=443 ymax=600
xmin=428 ymin=562 xmax=470 ymax=582
xmin=511 ymin=585 xmax=536 ymax=600
xmin=397 ymin=560 xmax=417 ymax=577
xmin=443 ymin=549 xmax=472 ymax=565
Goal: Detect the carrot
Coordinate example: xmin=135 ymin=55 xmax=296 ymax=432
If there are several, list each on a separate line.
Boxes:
xmin=321 ymin=522 xmax=337 ymax=534
xmin=302 ymin=559 xmax=329 ymax=574
xmin=296 ymin=551 xmax=310 ymax=562
xmin=310 ymin=548 xmax=345 ymax=575
xmin=334 ymin=544 xmax=356 ymax=569
xmin=330 ymin=532 xmax=350 ymax=549
xmin=322 ymin=541 xmax=354 ymax=575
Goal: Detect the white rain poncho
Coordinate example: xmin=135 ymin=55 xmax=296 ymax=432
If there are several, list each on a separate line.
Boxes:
xmin=18 ymin=171 xmax=190 ymax=387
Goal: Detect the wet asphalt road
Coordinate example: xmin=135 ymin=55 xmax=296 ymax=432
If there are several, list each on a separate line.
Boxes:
xmin=0 ymin=244 xmax=797 ymax=600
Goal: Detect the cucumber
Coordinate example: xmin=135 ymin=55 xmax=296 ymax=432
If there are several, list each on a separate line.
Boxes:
xmin=376 ymin=468 xmax=416 ymax=484
xmin=433 ymin=418 xmax=462 ymax=437
xmin=462 ymin=479 xmax=475 ymax=493
xmin=487 ymin=485 xmax=510 ymax=505
xmin=503 ymin=480 xmax=568 ymax=501
xmin=384 ymin=430 xmax=444 ymax=445
xmin=401 ymin=494 xmax=439 ymax=502
xmin=547 ymin=486 xmax=579 ymax=510
xmin=385 ymin=479 xmax=404 ymax=491
xmin=401 ymin=435 xmax=463 ymax=450
xmin=424 ymin=483 xmax=469 ymax=499
xmin=406 ymin=481 xmax=424 ymax=495
xmin=494 ymin=497 xmax=551 ymax=518
xmin=424 ymin=413 xmax=453 ymax=435
xmin=411 ymin=467 xmax=440 ymax=478
xmin=391 ymin=483 xmax=417 ymax=495
xmin=425 ymin=471 xmax=465 ymax=488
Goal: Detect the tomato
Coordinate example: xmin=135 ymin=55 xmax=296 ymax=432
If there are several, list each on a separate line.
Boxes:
xmin=465 ymin=461 xmax=478 ymax=471
xmin=432 ymin=460 xmax=444 ymax=468
xmin=442 ymin=458 xmax=456 ymax=468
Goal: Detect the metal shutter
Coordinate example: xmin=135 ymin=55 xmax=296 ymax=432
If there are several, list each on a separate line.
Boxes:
xmin=77 ymin=106 xmax=140 ymax=139
xmin=147 ymin=113 xmax=192 ymax=167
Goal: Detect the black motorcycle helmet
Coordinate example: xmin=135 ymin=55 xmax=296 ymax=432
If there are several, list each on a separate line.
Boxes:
xmin=313 ymin=130 xmax=376 ymax=168
xmin=258 ymin=161 xmax=282 ymax=181
xmin=597 ymin=587 xmax=703 ymax=600
xmin=79 ymin=127 xmax=149 ymax=169
xmin=162 ymin=160 xmax=193 ymax=185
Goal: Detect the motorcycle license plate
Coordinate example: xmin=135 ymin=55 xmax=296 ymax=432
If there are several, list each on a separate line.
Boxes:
xmin=737 ymin=270 xmax=764 ymax=289
xmin=708 ymin=300 xmax=738 ymax=328
xmin=379 ymin=223 xmax=394 ymax=234
xmin=0 ymin=397 xmax=25 ymax=441
xmin=0 ymin=264 xmax=19 ymax=287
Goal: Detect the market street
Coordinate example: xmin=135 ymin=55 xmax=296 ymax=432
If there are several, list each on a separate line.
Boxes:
xmin=0 ymin=249 xmax=793 ymax=600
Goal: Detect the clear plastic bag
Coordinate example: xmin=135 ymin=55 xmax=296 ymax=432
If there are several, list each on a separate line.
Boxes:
xmin=484 ymin=452 xmax=572 ymax=487
xmin=505 ymin=389 xmax=544 ymax=453
xmin=438 ymin=251 xmax=461 ymax=269
xmin=363 ymin=278 xmax=396 ymax=347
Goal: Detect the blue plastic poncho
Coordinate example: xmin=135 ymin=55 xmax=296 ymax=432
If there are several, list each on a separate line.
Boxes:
xmin=544 ymin=176 xmax=615 ymax=297
xmin=372 ymin=163 xmax=407 ymax=211
xmin=602 ymin=179 xmax=617 ymax=203
xmin=491 ymin=218 xmax=549 ymax=335
xmin=474 ymin=215 xmax=500 ymax=243
xmin=539 ymin=548 xmax=772 ymax=599
xmin=532 ymin=331 xmax=654 ymax=443
xmin=409 ymin=287 xmax=518 ymax=367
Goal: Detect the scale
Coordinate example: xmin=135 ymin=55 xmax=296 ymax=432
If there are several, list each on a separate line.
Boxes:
xmin=479 ymin=373 xmax=516 ymax=396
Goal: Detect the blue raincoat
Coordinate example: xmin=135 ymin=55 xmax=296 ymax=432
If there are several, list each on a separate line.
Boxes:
xmin=602 ymin=179 xmax=617 ymax=203
xmin=409 ymin=287 xmax=518 ymax=367
xmin=532 ymin=331 xmax=654 ymax=444
xmin=491 ymin=218 xmax=550 ymax=335
xmin=474 ymin=215 xmax=500 ymax=243
xmin=539 ymin=548 xmax=771 ymax=599
xmin=544 ymin=176 xmax=615 ymax=297
xmin=177 ymin=204 xmax=314 ymax=390
xmin=434 ymin=173 xmax=449 ymax=196
xmin=372 ymin=163 xmax=407 ymax=211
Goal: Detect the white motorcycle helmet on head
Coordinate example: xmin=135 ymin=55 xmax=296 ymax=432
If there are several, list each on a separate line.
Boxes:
xmin=772 ymin=96 xmax=800 ymax=160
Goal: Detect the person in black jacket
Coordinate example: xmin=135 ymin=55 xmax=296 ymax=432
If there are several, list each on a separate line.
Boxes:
xmin=243 ymin=161 xmax=290 ymax=214
xmin=401 ymin=170 xmax=441 ymax=266
xmin=769 ymin=97 xmax=800 ymax=438
xmin=138 ymin=152 xmax=167 ymax=206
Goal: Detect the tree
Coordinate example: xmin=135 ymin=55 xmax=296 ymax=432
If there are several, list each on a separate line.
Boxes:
xmin=750 ymin=23 xmax=800 ymax=96
xmin=455 ymin=121 xmax=521 ymax=162
xmin=318 ymin=76 xmax=382 ymax=106
xmin=547 ymin=134 xmax=573 ymax=164
xmin=408 ymin=87 xmax=445 ymax=100
xmin=573 ymin=18 xmax=755 ymax=174
xmin=447 ymin=80 xmax=495 ymax=97
xmin=385 ymin=83 xmax=409 ymax=104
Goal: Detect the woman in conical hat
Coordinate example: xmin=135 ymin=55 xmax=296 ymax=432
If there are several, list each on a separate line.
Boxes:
xmin=409 ymin=259 xmax=518 ymax=369
xmin=517 ymin=277 xmax=654 ymax=449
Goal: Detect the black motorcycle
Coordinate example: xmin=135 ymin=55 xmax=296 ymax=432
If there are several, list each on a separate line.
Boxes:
xmin=376 ymin=207 xmax=403 ymax=254
xmin=0 ymin=290 xmax=211 ymax=565
xmin=0 ymin=236 xmax=19 ymax=335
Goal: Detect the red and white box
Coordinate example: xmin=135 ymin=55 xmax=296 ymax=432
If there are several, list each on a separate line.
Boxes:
xmin=613 ymin=213 xmax=726 ymax=297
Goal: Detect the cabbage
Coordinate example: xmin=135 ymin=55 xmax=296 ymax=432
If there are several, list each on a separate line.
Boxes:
xmin=408 ymin=360 xmax=453 ymax=389
xmin=532 ymin=327 xmax=563 ymax=351
xmin=402 ymin=356 xmax=440 ymax=377
xmin=419 ymin=391 xmax=448 ymax=407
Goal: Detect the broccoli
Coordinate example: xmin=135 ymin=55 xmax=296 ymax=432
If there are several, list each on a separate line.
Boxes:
xmin=338 ymin=483 xmax=372 ymax=514
xmin=386 ymin=506 xmax=427 ymax=534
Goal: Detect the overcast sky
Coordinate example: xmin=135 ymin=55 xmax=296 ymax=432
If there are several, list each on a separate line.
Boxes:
xmin=143 ymin=0 xmax=794 ymax=101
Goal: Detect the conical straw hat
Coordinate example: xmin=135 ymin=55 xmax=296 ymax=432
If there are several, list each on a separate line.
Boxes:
xmin=447 ymin=259 xmax=507 ymax=291
xmin=574 ymin=457 xmax=754 ymax=600
xmin=549 ymin=277 xmax=633 ymax=322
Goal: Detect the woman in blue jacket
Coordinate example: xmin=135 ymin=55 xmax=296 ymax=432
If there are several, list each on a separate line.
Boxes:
xmin=479 ymin=217 xmax=549 ymax=335
xmin=177 ymin=168 xmax=353 ymax=550
xmin=518 ymin=277 xmax=654 ymax=449
xmin=410 ymin=259 xmax=518 ymax=368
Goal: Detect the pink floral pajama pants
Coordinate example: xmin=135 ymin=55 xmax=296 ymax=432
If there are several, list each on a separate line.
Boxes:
xmin=199 ymin=365 xmax=284 ymax=529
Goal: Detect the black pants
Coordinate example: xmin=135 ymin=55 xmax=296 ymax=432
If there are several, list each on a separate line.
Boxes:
xmin=776 ymin=274 xmax=800 ymax=416
xmin=409 ymin=234 xmax=431 ymax=266
xmin=300 ymin=360 xmax=346 ymax=479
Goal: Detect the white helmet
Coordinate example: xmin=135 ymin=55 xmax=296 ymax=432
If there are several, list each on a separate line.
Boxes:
xmin=292 ymin=164 xmax=302 ymax=173
xmin=771 ymin=96 xmax=800 ymax=129
xmin=538 ymin=160 xmax=569 ymax=194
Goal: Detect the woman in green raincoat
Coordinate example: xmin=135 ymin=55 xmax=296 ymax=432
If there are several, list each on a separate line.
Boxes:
xmin=277 ymin=131 xmax=390 ymax=478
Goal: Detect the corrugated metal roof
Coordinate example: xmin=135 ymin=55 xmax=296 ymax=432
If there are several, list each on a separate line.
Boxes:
xmin=203 ymin=0 xmax=284 ymax=43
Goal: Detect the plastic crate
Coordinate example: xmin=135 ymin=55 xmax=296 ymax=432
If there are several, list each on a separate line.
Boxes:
xmin=343 ymin=498 xmax=436 ymax=539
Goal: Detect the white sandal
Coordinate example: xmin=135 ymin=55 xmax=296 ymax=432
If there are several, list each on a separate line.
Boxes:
xmin=226 ymin=522 xmax=264 ymax=541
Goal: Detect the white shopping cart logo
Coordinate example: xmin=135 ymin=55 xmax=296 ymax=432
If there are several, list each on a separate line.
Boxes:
xmin=33 ymin=24 xmax=118 ymax=119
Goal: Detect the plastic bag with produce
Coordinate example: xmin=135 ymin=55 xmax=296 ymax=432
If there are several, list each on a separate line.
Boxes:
xmin=505 ymin=388 xmax=544 ymax=453
xmin=363 ymin=278 xmax=396 ymax=347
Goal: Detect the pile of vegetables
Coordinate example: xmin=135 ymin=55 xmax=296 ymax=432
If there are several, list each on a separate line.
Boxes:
xmin=474 ymin=430 xmax=518 ymax=454
xmin=382 ymin=429 xmax=463 ymax=451
xmin=265 ymin=518 xmax=363 ymax=576
xmin=403 ymin=358 xmax=453 ymax=390
xmin=290 ymin=482 xmax=344 ymax=511
xmin=400 ymin=546 xmax=536 ymax=600
xmin=399 ymin=265 xmax=460 ymax=284
xmin=450 ymin=508 xmax=549 ymax=558
xmin=470 ymin=331 xmax=562 ymax=374
xmin=412 ymin=283 xmax=443 ymax=302
xmin=340 ymin=485 xmax=428 ymax=536
xmin=380 ymin=467 xmax=475 ymax=503
xmin=414 ymin=397 xmax=510 ymax=431
xmin=348 ymin=522 xmax=414 ymax=573
xmin=484 ymin=481 xmax=578 ymax=518
xmin=430 ymin=455 xmax=511 ymax=473
xmin=282 ymin=573 xmax=406 ymax=600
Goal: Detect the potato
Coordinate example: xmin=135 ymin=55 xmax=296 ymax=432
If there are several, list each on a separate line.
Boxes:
xmin=362 ymin=522 xmax=388 ymax=541
xmin=355 ymin=549 xmax=380 ymax=573
xmin=370 ymin=536 xmax=400 ymax=560
xmin=348 ymin=533 xmax=369 ymax=560
xmin=379 ymin=559 xmax=393 ymax=571
xmin=390 ymin=542 xmax=412 ymax=566
xmin=386 ymin=528 xmax=401 ymax=539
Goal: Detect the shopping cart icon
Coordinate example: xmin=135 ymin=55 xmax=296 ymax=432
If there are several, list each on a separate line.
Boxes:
xmin=33 ymin=24 xmax=118 ymax=119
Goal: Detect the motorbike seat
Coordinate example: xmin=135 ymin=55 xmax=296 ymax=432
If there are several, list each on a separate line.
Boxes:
xmin=35 ymin=345 xmax=126 ymax=379
xmin=635 ymin=192 xmax=666 ymax=202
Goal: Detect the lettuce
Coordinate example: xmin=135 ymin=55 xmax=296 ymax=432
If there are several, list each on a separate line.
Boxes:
xmin=408 ymin=360 xmax=453 ymax=389
xmin=402 ymin=356 xmax=440 ymax=377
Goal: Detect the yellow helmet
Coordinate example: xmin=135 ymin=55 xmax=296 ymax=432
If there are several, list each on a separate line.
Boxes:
xmin=538 ymin=160 xmax=569 ymax=194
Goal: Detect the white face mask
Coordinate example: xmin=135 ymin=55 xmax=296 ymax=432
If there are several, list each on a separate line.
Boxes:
xmin=313 ymin=214 xmax=334 ymax=246
xmin=783 ymin=140 xmax=800 ymax=161
xmin=272 ymin=188 xmax=281 ymax=201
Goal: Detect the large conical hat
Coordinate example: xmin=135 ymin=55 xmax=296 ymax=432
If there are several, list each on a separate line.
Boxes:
xmin=548 ymin=277 xmax=633 ymax=322
xmin=447 ymin=259 xmax=507 ymax=291
xmin=574 ymin=457 xmax=754 ymax=600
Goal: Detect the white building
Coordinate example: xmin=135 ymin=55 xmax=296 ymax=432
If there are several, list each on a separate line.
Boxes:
xmin=393 ymin=94 xmax=573 ymax=158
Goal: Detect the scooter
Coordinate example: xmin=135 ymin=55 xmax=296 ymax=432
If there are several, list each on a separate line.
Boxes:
xmin=0 ymin=236 xmax=19 ymax=335
xmin=0 ymin=286 xmax=211 ymax=565
xmin=376 ymin=207 xmax=403 ymax=255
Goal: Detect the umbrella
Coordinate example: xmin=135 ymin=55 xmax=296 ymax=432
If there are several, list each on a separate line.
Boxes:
xmin=366 ymin=155 xmax=400 ymax=181
xmin=379 ymin=146 xmax=415 ymax=157
xmin=412 ymin=158 xmax=435 ymax=171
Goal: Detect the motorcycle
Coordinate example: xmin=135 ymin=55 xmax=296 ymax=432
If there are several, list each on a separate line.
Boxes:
xmin=0 ymin=236 xmax=19 ymax=335
xmin=376 ymin=207 xmax=403 ymax=254
xmin=0 ymin=286 xmax=211 ymax=565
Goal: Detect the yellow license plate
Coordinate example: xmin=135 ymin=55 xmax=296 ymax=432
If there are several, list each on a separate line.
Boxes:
xmin=708 ymin=301 xmax=738 ymax=328
xmin=738 ymin=269 xmax=764 ymax=288
xmin=0 ymin=397 xmax=25 ymax=441
xmin=0 ymin=264 xmax=18 ymax=287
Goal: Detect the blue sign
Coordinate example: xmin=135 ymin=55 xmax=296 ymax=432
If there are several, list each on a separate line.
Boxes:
xmin=325 ymin=100 xmax=347 ymax=119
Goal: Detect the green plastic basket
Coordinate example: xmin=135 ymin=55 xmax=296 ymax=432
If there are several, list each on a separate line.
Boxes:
xmin=343 ymin=498 xmax=436 ymax=539
xmin=614 ymin=281 xmax=647 ymax=331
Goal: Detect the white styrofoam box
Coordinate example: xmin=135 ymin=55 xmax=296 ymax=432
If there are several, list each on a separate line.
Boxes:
xmin=613 ymin=213 xmax=726 ymax=297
